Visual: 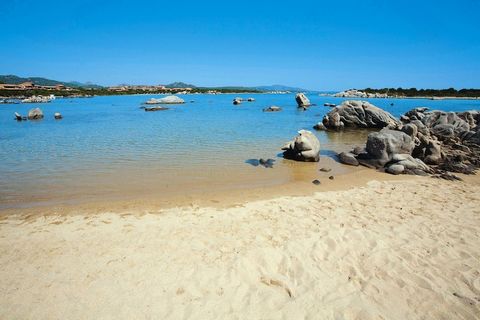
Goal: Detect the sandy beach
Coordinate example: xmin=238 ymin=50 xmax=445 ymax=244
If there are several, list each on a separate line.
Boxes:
xmin=1 ymin=175 xmax=479 ymax=319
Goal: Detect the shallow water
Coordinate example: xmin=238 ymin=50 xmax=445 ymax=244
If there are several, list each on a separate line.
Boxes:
xmin=0 ymin=93 xmax=478 ymax=209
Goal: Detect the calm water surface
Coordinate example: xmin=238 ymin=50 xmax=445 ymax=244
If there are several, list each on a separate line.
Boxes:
xmin=1 ymin=93 xmax=478 ymax=208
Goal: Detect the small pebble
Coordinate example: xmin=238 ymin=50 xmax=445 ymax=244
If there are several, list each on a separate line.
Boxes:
xmin=319 ymin=168 xmax=331 ymax=172
xmin=329 ymin=176 xmax=334 ymax=180
xmin=312 ymin=179 xmax=321 ymax=185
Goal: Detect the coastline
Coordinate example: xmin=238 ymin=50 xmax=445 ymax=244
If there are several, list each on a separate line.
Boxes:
xmin=326 ymin=95 xmax=480 ymax=101
xmin=0 ymin=161 xmax=410 ymax=217
xmin=1 ymin=174 xmax=479 ymax=319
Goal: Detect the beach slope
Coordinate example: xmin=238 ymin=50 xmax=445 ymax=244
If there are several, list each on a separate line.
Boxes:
xmin=1 ymin=178 xmax=479 ymax=319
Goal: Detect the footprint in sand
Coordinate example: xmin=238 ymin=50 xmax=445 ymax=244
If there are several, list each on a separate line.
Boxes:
xmin=260 ymin=276 xmax=293 ymax=298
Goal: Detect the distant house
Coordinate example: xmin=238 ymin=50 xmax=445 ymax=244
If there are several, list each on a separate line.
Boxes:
xmin=0 ymin=81 xmax=71 ymax=91
xmin=18 ymin=81 xmax=35 ymax=89
xmin=0 ymin=83 xmax=21 ymax=90
xmin=107 ymin=85 xmax=167 ymax=92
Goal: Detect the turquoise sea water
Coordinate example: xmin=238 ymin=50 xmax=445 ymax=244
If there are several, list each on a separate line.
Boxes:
xmin=1 ymin=94 xmax=479 ymax=208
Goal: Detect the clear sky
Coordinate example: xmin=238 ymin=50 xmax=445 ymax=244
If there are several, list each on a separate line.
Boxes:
xmin=1 ymin=0 xmax=479 ymax=90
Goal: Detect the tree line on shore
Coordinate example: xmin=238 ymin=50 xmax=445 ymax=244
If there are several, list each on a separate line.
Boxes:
xmin=362 ymin=87 xmax=480 ymax=98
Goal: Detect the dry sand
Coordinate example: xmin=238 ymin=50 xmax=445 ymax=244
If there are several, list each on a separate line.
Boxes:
xmin=1 ymin=176 xmax=480 ymax=319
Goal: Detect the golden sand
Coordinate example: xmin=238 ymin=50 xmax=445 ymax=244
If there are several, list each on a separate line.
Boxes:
xmin=1 ymin=173 xmax=479 ymax=319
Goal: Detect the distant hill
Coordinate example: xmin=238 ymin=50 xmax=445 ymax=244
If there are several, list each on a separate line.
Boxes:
xmin=0 ymin=75 xmax=103 ymax=88
xmin=0 ymin=75 xmax=314 ymax=92
xmin=199 ymin=84 xmax=313 ymax=92
xmin=254 ymin=84 xmax=310 ymax=92
xmin=165 ymin=82 xmax=196 ymax=88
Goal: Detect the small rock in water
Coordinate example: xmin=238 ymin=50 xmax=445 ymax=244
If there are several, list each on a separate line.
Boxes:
xmin=352 ymin=146 xmax=365 ymax=155
xmin=259 ymin=158 xmax=275 ymax=168
xmin=312 ymin=179 xmax=321 ymax=185
xmin=247 ymin=98 xmax=255 ymax=102
xmin=295 ymin=93 xmax=311 ymax=108
xmin=233 ymin=98 xmax=242 ymax=105
xmin=145 ymin=106 xmax=169 ymax=112
xmin=27 ymin=108 xmax=44 ymax=120
xmin=246 ymin=158 xmax=275 ymax=168
xmin=319 ymin=167 xmax=331 ymax=172
xmin=282 ymin=130 xmax=321 ymax=162
xmin=329 ymin=176 xmax=334 ymax=180
xmin=313 ymin=122 xmax=327 ymax=131
xmin=54 ymin=112 xmax=63 ymax=119
xmin=263 ymin=106 xmax=282 ymax=112
xmin=14 ymin=112 xmax=23 ymax=121
xmin=338 ymin=152 xmax=359 ymax=166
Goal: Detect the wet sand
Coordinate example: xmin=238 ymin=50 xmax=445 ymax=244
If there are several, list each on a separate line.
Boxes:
xmin=1 ymin=171 xmax=479 ymax=319
xmin=0 ymin=156 xmax=402 ymax=216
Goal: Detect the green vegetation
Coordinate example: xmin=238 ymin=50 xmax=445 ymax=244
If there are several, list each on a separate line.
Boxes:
xmin=363 ymin=87 xmax=480 ymax=98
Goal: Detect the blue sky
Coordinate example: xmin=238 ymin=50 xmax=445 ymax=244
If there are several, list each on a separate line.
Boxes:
xmin=1 ymin=0 xmax=479 ymax=90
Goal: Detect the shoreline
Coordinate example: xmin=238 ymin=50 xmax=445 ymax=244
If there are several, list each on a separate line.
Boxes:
xmin=1 ymin=175 xmax=479 ymax=319
xmin=0 ymin=163 xmax=407 ymax=217
xmin=1 ymin=164 xmax=478 ymax=217
xmin=0 ymin=152 xmax=480 ymax=219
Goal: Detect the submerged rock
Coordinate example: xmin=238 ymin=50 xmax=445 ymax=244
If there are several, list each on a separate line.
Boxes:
xmin=295 ymin=93 xmax=311 ymax=108
xmin=144 ymin=106 xmax=169 ymax=112
xmin=263 ymin=106 xmax=282 ymax=112
xmin=246 ymin=158 xmax=276 ymax=168
xmin=27 ymin=108 xmax=44 ymax=120
xmin=259 ymin=158 xmax=275 ymax=168
xmin=282 ymin=130 xmax=320 ymax=162
xmin=322 ymin=100 xmax=400 ymax=130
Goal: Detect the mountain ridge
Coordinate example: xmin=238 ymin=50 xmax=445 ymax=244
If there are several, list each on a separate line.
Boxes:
xmin=0 ymin=75 xmax=314 ymax=92
xmin=0 ymin=75 xmax=103 ymax=88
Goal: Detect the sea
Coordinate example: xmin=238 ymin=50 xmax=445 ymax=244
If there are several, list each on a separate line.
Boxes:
xmin=1 ymin=93 xmax=478 ymax=209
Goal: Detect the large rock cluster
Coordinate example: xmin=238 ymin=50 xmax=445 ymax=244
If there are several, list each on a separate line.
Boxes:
xmin=320 ymin=100 xmax=400 ymax=130
xmin=281 ymin=130 xmax=320 ymax=162
xmin=337 ymin=106 xmax=480 ymax=178
xmin=400 ymin=108 xmax=480 ymax=174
